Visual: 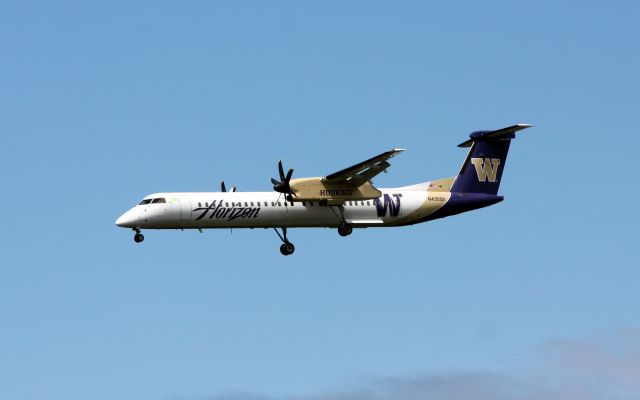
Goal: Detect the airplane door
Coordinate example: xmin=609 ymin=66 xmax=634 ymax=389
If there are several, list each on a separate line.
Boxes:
xmin=179 ymin=196 xmax=192 ymax=221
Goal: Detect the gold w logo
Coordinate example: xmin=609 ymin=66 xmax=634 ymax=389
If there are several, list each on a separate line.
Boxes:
xmin=470 ymin=158 xmax=501 ymax=182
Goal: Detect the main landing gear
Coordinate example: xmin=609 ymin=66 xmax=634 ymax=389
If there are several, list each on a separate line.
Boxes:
xmin=273 ymin=227 xmax=295 ymax=256
xmin=338 ymin=222 xmax=353 ymax=237
xmin=331 ymin=205 xmax=353 ymax=237
xmin=133 ymin=228 xmax=144 ymax=243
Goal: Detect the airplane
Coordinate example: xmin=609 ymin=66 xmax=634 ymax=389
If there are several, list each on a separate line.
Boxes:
xmin=116 ymin=124 xmax=532 ymax=255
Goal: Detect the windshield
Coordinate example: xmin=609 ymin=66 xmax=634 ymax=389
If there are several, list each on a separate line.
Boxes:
xmin=138 ymin=199 xmax=152 ymax=205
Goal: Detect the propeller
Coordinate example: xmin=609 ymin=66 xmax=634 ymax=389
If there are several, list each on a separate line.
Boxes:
xmin=271 ymin=160 xmax=294 ymax=197
xmin=221 ymin=180 xmax=237 ymax=192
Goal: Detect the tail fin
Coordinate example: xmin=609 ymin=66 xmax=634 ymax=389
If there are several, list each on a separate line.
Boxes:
xmin=451 ymin=124 xmax=532 ymax=195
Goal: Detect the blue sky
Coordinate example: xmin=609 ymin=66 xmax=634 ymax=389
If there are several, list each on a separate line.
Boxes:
xmin=1 ymin=1 xmax=639 ymax=399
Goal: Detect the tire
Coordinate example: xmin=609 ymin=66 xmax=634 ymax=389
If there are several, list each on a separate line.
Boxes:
xmin=338 ymin=223 xmax=353 ymax=237
xmin=280 ymin=242 xmax=295 ymax=255
xmin=134 ymin=233 xmax=144 ymax=243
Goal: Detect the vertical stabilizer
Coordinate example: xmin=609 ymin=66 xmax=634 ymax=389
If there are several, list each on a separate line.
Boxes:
xmin=450 ymin=124 xmax=532 ymax=195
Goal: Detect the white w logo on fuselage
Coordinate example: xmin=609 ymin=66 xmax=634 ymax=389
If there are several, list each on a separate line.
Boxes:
xmin=470 ymin=158 xmax=500 ymax=182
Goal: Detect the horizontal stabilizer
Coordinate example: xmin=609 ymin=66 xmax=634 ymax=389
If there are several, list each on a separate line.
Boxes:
xmin=458 ymin=124 xmax=532 ymax=148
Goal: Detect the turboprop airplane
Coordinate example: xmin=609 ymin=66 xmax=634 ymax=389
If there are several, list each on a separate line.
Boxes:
xmin=116 ymin=124 xmax=531 ymax=255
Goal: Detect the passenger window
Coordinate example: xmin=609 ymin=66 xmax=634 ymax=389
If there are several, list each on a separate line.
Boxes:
xmin=271 ymin=202 xmax=275 ymax=206
xmin=250 ymin=202 xmax=254 ymax=207
xmin=225 ymin=202 xmax=229 ymax=207
xmin=366 ymin=201 xmax=370 ymax=206
xmin=198 ymin=202 xmax=202 ymax=207
xmin=212 ymin=200 xmax=217 ymax=207
xmin=264 ymin=202 xmax=267 ymax=206
xmin=139 ymin=199 xmax=152 ymax=205
xmin=277 ymin=202 xmax=281 ymax=206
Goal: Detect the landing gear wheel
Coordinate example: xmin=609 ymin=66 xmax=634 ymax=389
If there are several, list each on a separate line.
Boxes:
xmin=274 ymin=227 xmax=295 ymax=255
xmin=280 ymin=242 xmax=295 ymax=256
xmin=338 ymin=223 xmax=353 ymax=237
xmin=134 ymin=233 xmax=144 ymax=243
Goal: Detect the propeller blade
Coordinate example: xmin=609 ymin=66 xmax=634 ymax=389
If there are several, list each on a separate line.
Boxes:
xmin=221 ymin=180 xmax=227 ymax=192
xmin=274 ymin=182 xmax=289 ymax=193
xmin=285 ymin=168 xmax=294 ymax=183
xmin=272 ymin=161 xmax=294 ymax=194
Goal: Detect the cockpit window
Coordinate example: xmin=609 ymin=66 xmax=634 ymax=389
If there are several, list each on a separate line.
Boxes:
xmin=151 ymin=198 xmax=166 ymax=204
xmin=139 ymin=199 xmax=152 ymax=205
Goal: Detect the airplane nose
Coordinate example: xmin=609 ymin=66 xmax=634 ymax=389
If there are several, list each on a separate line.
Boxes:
xmin=115 ymin=210 xmax=136 ymax=228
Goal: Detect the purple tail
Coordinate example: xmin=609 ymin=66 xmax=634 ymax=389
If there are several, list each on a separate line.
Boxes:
xmin=451 ymin=124 xmax=532 ymax=195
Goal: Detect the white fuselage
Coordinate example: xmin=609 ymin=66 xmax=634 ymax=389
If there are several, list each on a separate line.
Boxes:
xmin=115 ymin=185 xmax=450 ymax=230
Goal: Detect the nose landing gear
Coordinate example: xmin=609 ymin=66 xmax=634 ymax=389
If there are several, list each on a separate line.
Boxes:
xmin=280 ymin=242 xmax=295 ymax=256
xmin=133 ymin=228 xmax=144 ymax=243
xmin=274 ymin=227 xmax=294 ymax=255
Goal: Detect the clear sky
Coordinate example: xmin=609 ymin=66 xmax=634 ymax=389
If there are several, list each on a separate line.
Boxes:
xmin=1 ymin=1 xmax=639 ymax=399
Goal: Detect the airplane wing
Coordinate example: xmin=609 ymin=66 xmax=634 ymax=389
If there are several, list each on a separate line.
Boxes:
xmin=323 ymin=148 xmax=406 ymax=185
